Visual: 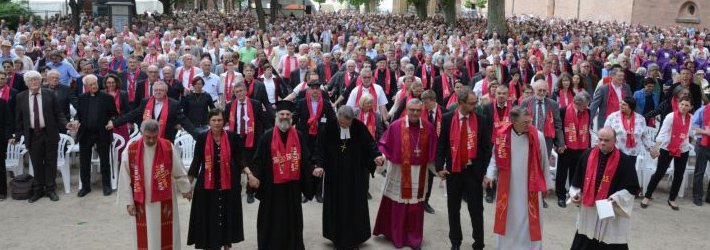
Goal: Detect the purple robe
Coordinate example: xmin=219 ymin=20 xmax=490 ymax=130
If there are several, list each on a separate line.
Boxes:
xmin=377 ymin=117 xmax=437 ymax=166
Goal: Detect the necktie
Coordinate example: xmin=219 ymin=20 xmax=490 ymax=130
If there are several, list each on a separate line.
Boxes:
xmin=537 ymin=101 xmax=545 ymax=129
xmin=459 ymin=116 xmax=469 ymax=168
xmin=240 ymin=102 xmax=246 ymax=135
xmin=429 ymin=110 xmax=434 ymax=123
xmin=33 ymin=93 xmax=40 ymax=134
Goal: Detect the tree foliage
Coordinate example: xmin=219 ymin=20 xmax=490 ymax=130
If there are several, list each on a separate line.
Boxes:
xmin=476 ymin=0 xmax=486 ymax=9
xmin=0 ymin=1 xmax=40 ymax=31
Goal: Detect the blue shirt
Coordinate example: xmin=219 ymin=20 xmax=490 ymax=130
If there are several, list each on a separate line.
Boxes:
xmin=633 ymin=89 xmax=659 ymax=114
xmin=46 ymin=60 xmax=81 ymax=86
xmin=692 ymin=105 xmax=708 ymax=140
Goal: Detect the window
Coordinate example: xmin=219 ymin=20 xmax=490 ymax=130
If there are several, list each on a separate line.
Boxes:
xmin=677 ymin=1 xmax=700 ymax=24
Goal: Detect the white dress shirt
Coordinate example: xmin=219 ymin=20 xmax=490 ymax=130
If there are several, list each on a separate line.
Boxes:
xmin=197 ymin=72 xmax=222 ymax=101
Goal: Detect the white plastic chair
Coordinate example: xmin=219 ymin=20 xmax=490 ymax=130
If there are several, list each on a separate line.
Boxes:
xmin=129 ymin=123 xmax=140 ymax=139
xmin=110 ymin=133 xmax=126 ymax=190
xmin=5 ymin=136 xmax=26 ymax=176
xmin=174 ymin=134 xmax=196 ymax=171
xmin=549 ymin=150 xmax=558 ymax=181
xmin=30 ymin=134 xmax=75 ymax=194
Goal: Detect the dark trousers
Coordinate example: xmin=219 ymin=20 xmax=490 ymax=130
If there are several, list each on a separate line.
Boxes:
xmin=0 ymin=140 xmax=6 ymax=195
xmin=693 ymin=144 xmax=710 ymax=201
xmin=237 ymin=136 xmax=257 ymax=195
xmin=29 ymin=130 xmax=58 ymax=193
xmin=425 ymin=169 xmax=435 ymax=204
xmin=645 ymin=149 xmax=689 ymax=201
xmin=556 ymin=149 xmax=585 ymax=199
xmin=79 ymin=132 xmax=111 ymax=189
xmin=446 ymin=165 xmax=484 ymax=249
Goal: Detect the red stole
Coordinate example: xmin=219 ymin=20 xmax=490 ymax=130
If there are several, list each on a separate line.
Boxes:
xmin=246 ymin=79 xmax=256 ymax=97
xmin=546 ymin=72 xmax=554 ymax=91
xmin=421 ymin=64 xmax=431 ymax=89
xmin=204 ymin=130 xmax=232 ymax=190
xmin=400 ymin=118 xmax=430 ymax=199
xmin=582 ymin=147 xmax=620 ymax=207
xmin=284 ymin=55 xmax=294 ymax=80
xmin=671 ymin=97 xmax=679 ymax=113
xmin=110 ymin=91 xmax=121 ymax=114
xmin=441 ymin=74 xmax=452 ymax=98
xmin=564 ymin=107 xmax=590 ymax=150
xmin=0 ymin=86 xmax=9 ymax=101
xmin=306 ymin=92 xmax=324 ymax=135
xmin=508 ymin=81 xmax=521 ymax=102
xmin=228 ymin=99 xmax=255 ymax=147
xmin=224 ymin=71 xmax=235 ymax=102
xmin=493 ymin=102 xmax=512 ymax=130
xmin=324 ymin=63 xmax=332 ymax=82
xmin=446 ymin=93 xmax=458 ymax=109
xmin=621 ymin=113 xmax=636 ymax=148
xmin=356 ymin=85 xmax=378 ymax=108
xmin=668 ymin=112 xmax=690 ymax=157
xmin=128 ymin=138 xmax=174 ymax=250
xmin=271 ymin=127 xmax=302 ymax=184
xmin=466 ymin=59 xmax=476 ymax=79
xmin=702 ymin=105 xmax=710 ymax=147
xmin=359 ymin=110 xmax=376 ymax=138
xmin=493 ymin=124 xmax=546 ymax=241
xmin=606 ymin=84 xmax=623 ymax=116
xmin=375 ymin=68 xmax=392 ymax=95
xmin=481 ymin=77 xmax=490 ymax=96
xmin=110 ymin=58 xmax=124 ymax=73
xmin=449 ymin=110 xmax=478 ymax=173
xmin=344 ymin=71 xmax=354 ymax=88
xmin=558 ymin=89 xmax=574 ymax=107
xmin=143 ymin=98 xmax=169 ymax=139
xmin=527 ymin=101 xmax=555 ymax=138
xmin=128 ymin=69 xmax=141 ymax=102
xmin=179 ymin=67 xmax=195 ymax=88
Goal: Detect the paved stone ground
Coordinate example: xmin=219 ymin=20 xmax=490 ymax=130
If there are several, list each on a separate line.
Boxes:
xmin=1 ymin=170 xmax=709 ymax=250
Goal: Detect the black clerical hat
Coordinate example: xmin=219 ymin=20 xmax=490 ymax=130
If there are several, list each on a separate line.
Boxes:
xmin=275 ymin=100 xmax=295 ymax=112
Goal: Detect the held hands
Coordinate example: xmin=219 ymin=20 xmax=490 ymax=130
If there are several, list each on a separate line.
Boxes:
xmin=437 ymin=170 xmax=450 ymax=180
xmin=374 ymin=156 xmax=385 ymax=166
xmin=105 ymin=120 xmax=114 ymax=130
xmin=127 ymin=205 xmax=137 ymax=216
xmin=182 ymin=192 xmax=193 ymax=201
xmin=312 ymin=167 xmax=324 ymax=177
xmin=556 ymin=145 xmax=566 ymax=154
xmin=483 ymin=177 xmax=494 ymax=188
xmin=247 ymin=175 xmax=261 ymax=189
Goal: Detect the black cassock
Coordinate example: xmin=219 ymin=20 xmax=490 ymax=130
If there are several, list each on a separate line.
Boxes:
xmin=252 ymin=128 xmax=315 ymax=250
xmin=570 ymin=149 xmax=640 ymax=250
xmin=187 ymin=131 xmax=244 ymax=249
xmin=317 ymin=119 xmax=379 ymax=249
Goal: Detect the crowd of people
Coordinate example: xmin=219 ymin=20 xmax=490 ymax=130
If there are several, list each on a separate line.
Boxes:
xmin=1 ymin=8 xmax=710 ymax=250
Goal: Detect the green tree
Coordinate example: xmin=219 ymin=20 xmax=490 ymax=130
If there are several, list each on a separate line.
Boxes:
xmin=476 ymin=0 xmax=486 ymax=8
xmin=486 ymin=0 xmax=506 ymax=35
xmin=0 ymin=1 xmax=39 ymax=30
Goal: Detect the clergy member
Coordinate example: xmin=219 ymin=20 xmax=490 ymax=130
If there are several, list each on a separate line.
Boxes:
xmin=118 ymin=119 xmax=193 ymax=250
xmin=484 ymin=106 xmax=552 ymax=250
xmin=373 ymin=98 xmax=438 ymax=250
xmin=317 ymin=106 xmax=385 ymax=249
xmin=248 ymin=100 xmax=319 ymax=250
xmin=569 ymin=127 xmax=640 ymax=249
xmin=436 ymin=88 xmax=492 ymax=250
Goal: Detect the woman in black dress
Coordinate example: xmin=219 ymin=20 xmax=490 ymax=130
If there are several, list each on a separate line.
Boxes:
xmin=183 ymin=77 xmax=215 ymax=133
xmin=187 ymin=109 xmax=244 ymax=249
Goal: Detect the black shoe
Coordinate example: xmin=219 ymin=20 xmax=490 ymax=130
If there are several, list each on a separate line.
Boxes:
xmin=247 ymin=193 xmax=255 ymax=204
xmin=367 ymin=192 xmax=372 ymax=199
xmin=542 ymin=199 xmax=548 ymax=208
xmin=424 ymin=203 xmax=435 ymax=214
xmin=28 ymin=192 xmax=43 ymax=203
xmin=103 ymin=187 xmax=112 ymax=196
xmin=77 ymin=189 xmax=91 ymax=197
xmin=316 ymin=194 xmax=323 ymax=203
xmin=47 ymin=191 xmax=59 ymax=201
xmin=557 ymin=198 xmax=567 ymax=208
xmin=693 ymin=199 xmax=703 ymax=206
xmin=668 ymin=200 xmax=679 ymax=211
xmin=485 ymin=195 xmax=494 ymax=203
xmin=302 ymin=195 xmax=309 ymax=203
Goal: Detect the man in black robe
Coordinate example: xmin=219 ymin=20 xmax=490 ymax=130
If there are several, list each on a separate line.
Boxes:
xmin=249 ymin=100 xmax=318 ymax=250
xmin=316 ymin=106 xmax=384 ymax=249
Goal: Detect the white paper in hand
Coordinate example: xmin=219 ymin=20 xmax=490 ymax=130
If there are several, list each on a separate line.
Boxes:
xmin=596 ymin=199 xmax=615 ymax=220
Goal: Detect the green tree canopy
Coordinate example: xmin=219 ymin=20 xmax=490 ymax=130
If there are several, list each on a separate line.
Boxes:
xmin=0 ymin=1 xmax=40 ymax=31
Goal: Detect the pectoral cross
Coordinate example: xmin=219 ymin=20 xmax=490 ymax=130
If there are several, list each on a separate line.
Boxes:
xmin=340 ymin=144 xmax=347 ymax=152
xmin=414 ymin=147 xmax=422 ymax=157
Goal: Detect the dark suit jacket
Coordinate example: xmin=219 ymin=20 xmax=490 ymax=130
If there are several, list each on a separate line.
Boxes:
xmin=293 ymin=97 xmax=336 ymax=143
xmin=95 ymin=69 xmax=118 ymax=89
xmin=432 ymin=75 xmax=461 ymax=106
xmin=491 ymin=64 xmax=510 ymax=84
xmin=415 ymin=63 xmax=440 ymax=88
xmin=435 ymin=110 xmax=492 ymax=172
xmin=245 ymin=79 xmax=275 ymax=117
xmin=521 ymin=97 xmax=565 ymax=148
xmin=45 ymin=85 xmax=77 ymax=121
xmin=112 ymin=97 xmax=196 ymax=142
xmin=0 ymin=99 xmax=10 ymax=141
xmin=14 ymin=89 xmax=68 ymax=146
xmin=317 ymin=62 xmax=339 ymax=83
xmin=76 ymin=92 xmax=118 ymax=141
xmin=589 ymin=83 xmax=633 ymax=127
xmin=289 ymin=68 xmax=309 ymax=89
xmin=373 ymin=68 xmax=399 ymax=101
xmin=329 ymin=71 xmax=359 ymax=104
xmin=165 ymin=79 xmax=185 ymax=100
xmin=119 ymin=70 xmax=147 ymax=91
xmin=1 ymin=87 xmax=17 ymax=133
xmin=223 ymin=98 xmax=274 ymax=140
xmin=666 ymin=82 xmax=702 ymax=113
xmin=8 ymin=73 xmax=27 ymax=93
xmin=258 ymin=76 xmax=289 ymax=103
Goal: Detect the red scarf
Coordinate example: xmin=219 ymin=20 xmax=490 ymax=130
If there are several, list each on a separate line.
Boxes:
xmin=671 ymin=97 xmax=679 ymax=113
xmin=128 ymin=138 xmax=174 ymax=250
xmin=606 ymin=84 xmax=624 ymax=116
xmin=466 ymin=59 xmax=476 ymax=79
xmin=621 ymin=112 xmax=636 ymax=148
xmin=356 ymin=85 xmax=378 ymax=108
xmin=421 ymin=64 xmax=431 ymax=89
xmin=564 ymin=107 xmax=590 ymax=150
xmin=143 ymin=98 xmax=169 ymax=139
xmin=324 ymin=63 xmax=332 ymax=82
xmin=224 ymin=71 xmax=235 ymax=102
xmin=128 ymin=69 xmax=141 ymax=102
xmin=204 ymin=130 xmax=232 ymax=190
xmin=246 ymin=79 xmax=256 ymax=97
xmin=527 ymin=100 xmax=556 ymax=138
xmin=128 ymin=138 xmax=173 ymax=203
xmin=508 ymin=81 xmax=521 ymax=102
xmin=109 ymin=91 xmax=121 ymax=114
xmin=449 ymin=109 xmax=478 ymax=173
xmin=668 ymin=111 xmax=690 ymax=157
xmin=481 ymin=77 xmax=490 ymax=96
xmin=344 ymin=71 xmax=354 ymax=88
xmin=546 ymin=72 xmax=554 ymax=91
xmin=582 ymin=147 xmax=620 ymax=207
xmin=399 ymin=118 xmax=430 ymax=199
xmin=110 ymin=58 xmax=124 ymax=73
xmin=179 ymin=67 xmax=195 ymax=88
xmin=229 ymin=99 xmax=255 ymax=147
xmin=375 ymin=68 xmax=392 ymax=95
xmin=446 ymin=93 xmax=458 ymax=109
xmin=271 ymin=127 xmax=302 ymax=184
xmin=558 ymin=89 xmax=574 ymax=107
xmin=284 ymin=55 xmax=295 ymax=80
xmin=441 ymin=74 xmax=452 ymax=98
xmin=306 ymin=92 xmax=324 ymax=135
xmin=493 ymin=124 xmax=546 ymax=241
xmin=701 ymin=105 xmax=710 ymax=147
xmin=0 ymin=86 xmax=9 ymax=101
xmin=493 ymin=102 xmax=512 ymax=131
xmin=359 ymin=110 xmax=376 ymax=137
